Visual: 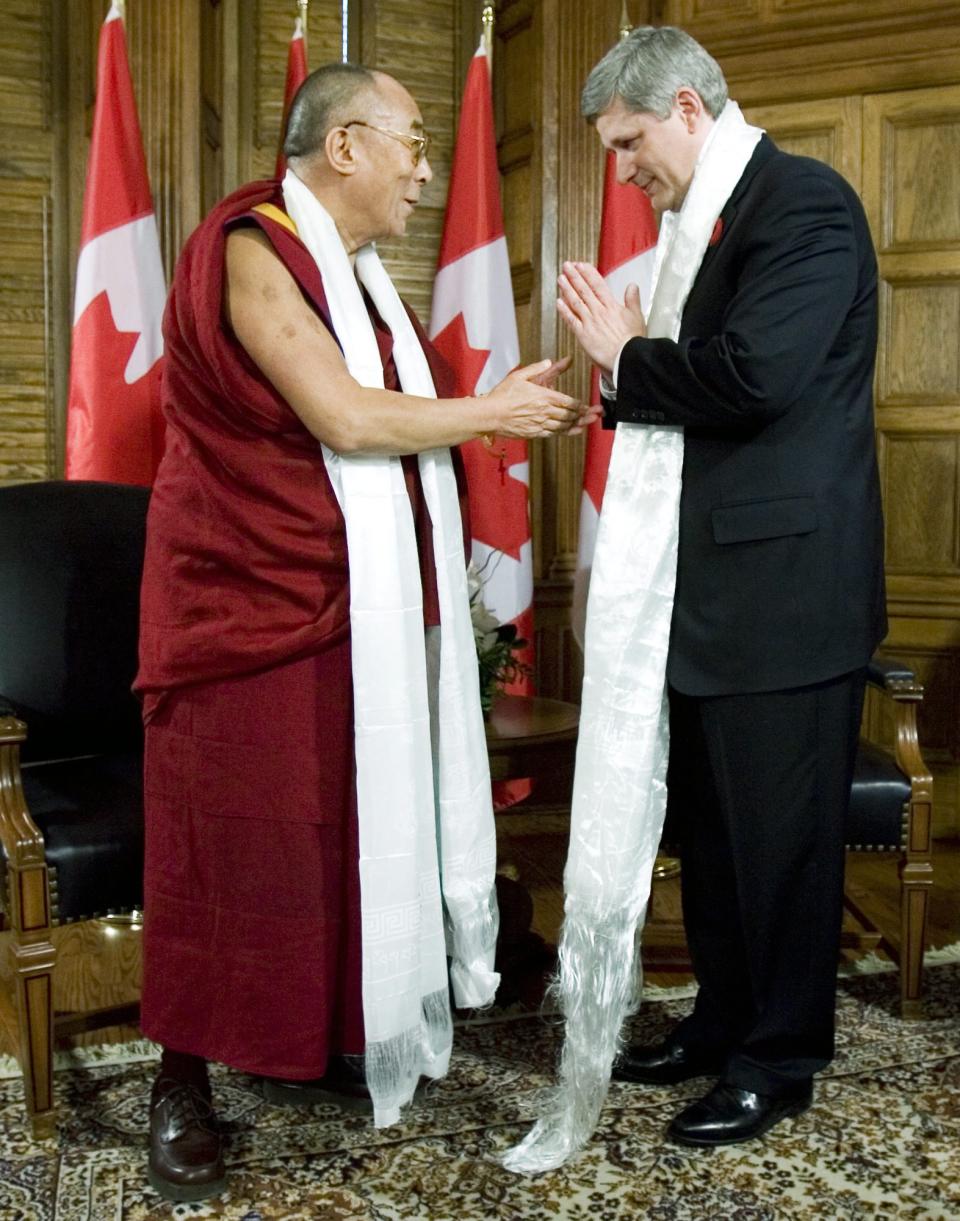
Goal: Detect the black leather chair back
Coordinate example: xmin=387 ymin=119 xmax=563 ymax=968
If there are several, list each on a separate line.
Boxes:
xmin=0 ymin=480 xmax=149 ymax=763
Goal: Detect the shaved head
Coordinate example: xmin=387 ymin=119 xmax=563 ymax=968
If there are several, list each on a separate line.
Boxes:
xmin=283 ymin=62 xmax=380 ymax=160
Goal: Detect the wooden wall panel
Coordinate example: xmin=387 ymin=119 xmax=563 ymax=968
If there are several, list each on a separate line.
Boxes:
xmin=240 ymin=0 xmax=344 ymax=188
xmin=744 ymin=96 xmax=861 ymax=192
xmin=862 ymin=82 xmax=960 ymax=833
xmin=0 ymin=182 xmax=51 ymax=483
xmin=881 ymin=284 xmax=960 ymax=404
xmin=117 ymin=0 xmax=202 ymax=285
xmin=0 ymin=1 xmax=53 ymax=485
xmin=883 ymin=437 xmax=958 ymax=570
xmin=682 ymin=0 xmax=759 ymax=20
xmin=361 ymin=0 xmax=473 ymax=322
xmin=885 ymin=121 xmax=960 ymax=249
xmin=662 ymin=0 xmax=960 ymax=105
xmin=201 ymin=0 xmax=225 ymax=215
xmin=496 ymin=0 xmax=536 ymax=359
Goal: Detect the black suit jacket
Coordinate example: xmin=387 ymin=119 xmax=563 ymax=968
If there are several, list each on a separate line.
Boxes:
xmin=611 ymin=136 xmax=886 ymax=696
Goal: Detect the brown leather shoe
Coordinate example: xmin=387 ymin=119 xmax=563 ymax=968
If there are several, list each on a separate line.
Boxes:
xmin=147 ymin=1075 xmax=227 ymax=1202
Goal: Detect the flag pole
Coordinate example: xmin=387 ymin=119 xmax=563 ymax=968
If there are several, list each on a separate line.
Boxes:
xmin=298 ymin=0 xmax=309 ymax=57
xmin=481 ymin=3 xmax=494 ymax=64
xmin=618 ymin=1 xmax=631 ymax=40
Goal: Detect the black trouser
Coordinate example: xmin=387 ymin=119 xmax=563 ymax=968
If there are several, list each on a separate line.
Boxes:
xmin=666 ymin=668 xmax=867 ymax=1096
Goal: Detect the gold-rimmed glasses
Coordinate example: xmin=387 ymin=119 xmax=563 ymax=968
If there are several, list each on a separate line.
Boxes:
xmin=344 ymin=121 xmax=431 ymax=166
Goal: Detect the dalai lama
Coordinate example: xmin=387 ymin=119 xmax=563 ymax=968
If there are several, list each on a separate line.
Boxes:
xmin=134 ymin=61 xmax=589 ymax=1202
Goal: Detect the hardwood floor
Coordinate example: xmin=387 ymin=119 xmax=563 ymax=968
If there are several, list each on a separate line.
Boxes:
xmin=0 ymin=830 xmax=958 ymax=1059
xmin=496 ymin=810 xmax=960 ymax=985
xmin=0 ymin=918 xmax=142 ymax=1058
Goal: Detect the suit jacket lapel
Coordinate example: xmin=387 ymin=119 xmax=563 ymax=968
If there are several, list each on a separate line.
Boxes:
xmin=694 ymin=134 xmax=778 ymax=277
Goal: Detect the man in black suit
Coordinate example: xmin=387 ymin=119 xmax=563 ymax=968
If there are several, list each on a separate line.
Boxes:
xmin=558 ymin=26 xmax=886 ymax=1147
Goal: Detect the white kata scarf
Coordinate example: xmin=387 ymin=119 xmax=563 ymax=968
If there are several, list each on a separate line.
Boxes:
xmin=282 ymin=169 xmax=499 ymax=1129
xmin=503 ymin=102 xmax=763 ymax=1173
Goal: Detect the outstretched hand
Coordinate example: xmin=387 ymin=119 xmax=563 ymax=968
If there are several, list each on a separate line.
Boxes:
xmin=485 ymin=358 xmax=599 ymax=439
xmin=557 ymin=261 xmax=646 ymax=375
xmin=528 ymin=354 xmax=572 ymax=388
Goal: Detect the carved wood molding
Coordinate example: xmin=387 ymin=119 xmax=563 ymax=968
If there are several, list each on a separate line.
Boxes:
xmin=666 ymin=4 xmax=960 ymax=105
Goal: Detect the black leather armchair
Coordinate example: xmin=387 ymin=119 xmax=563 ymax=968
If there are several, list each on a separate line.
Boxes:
xmin=0 ymin=480 xmax=149 ymax=1135
xmin=844 ymin=656 xmax=933 ymax=1018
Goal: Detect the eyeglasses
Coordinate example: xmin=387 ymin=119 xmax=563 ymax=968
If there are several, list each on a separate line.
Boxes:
xmin=344 ymin=121 xmax=431 ymax=167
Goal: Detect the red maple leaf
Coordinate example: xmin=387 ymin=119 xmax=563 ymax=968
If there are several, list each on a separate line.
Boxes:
xmin=430 ymin=311 xmax=492 ymax=398
xmin=67 ymin=290 xmax=164 ymax=484
xmin=430 ymin=311 xmax=529 ymax=560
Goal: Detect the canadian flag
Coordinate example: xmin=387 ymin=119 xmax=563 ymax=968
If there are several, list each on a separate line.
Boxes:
xmin=430 ymin=43 xmax=531 ymax=677
xmin=431 ymin=41 xmax=531 ymax=805
xmin=275 ymin=16 xmax=308 ymax=180
xmin=572 ymin=154 xmax=659 ymax=642
xmin=65 ymin=2 xmax=166 ymax=486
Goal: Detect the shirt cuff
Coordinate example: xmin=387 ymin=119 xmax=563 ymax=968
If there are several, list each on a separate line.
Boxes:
xmin=601 ymin=337 xmax=633 ymax=396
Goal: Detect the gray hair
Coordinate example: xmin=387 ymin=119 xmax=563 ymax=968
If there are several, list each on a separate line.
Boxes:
xmin=581 ymin=26 xmax=728 ymax=123
xmin=284 ymin=62 xmax=379 ymax=159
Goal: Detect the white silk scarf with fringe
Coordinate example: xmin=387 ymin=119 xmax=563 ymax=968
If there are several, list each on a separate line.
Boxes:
xmin=503 ymin=102 xmax=763 ymax=1173
xmin=282 ymin=169 xmax=499 ymax=1129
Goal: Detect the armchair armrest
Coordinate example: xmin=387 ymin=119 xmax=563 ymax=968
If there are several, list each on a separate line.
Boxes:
xmin=0 ymin=710 xmax=45 ymax=868
xmin=863 ymin=656 xmax=932 ymax=852
xmin=867 ymin=656 xmax=923 ymax=701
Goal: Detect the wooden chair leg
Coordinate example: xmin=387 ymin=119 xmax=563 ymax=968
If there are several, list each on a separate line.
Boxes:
xmin=2 ymin=718 xmax=58 ymax=1136
xmin=899 ymin=855 xmax=932 ymax=1020
xmin=13 ymin=948 xmax=57 ymax=1139
xmin=7 ymin=858 xmax=57 ymax=1138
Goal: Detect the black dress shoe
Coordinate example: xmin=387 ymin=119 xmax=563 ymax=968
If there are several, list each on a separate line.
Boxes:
xmin=612 ymin=1039 xmax=726 ymax=1085
xmin=668 ymin=1081 xmax=813 ymax=1147
xmin=261 ymin=1054 xmax=370 ymax=1107
xmin=148 ymin=1076 xmax=226 ymax=1202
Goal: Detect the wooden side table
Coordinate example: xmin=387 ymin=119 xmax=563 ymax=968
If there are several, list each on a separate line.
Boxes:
xmin=484 ymin=693 xmax=580 ymax=788
xmin=484 ymin=694 xmax=689 ymax=981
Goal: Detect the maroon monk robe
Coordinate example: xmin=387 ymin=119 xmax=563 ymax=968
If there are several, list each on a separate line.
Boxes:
xmin=136 ymin=181 xmax=464 ymax=1079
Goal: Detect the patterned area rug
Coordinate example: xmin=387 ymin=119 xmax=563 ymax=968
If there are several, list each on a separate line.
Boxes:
xmin=2 ymin=963 xmax=959 ymax=1221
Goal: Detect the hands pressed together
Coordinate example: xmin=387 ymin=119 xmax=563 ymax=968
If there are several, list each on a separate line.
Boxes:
xmin=478 ymin=260 xmax=646 ymax=443
xmin=557 ymin=260 xmax=646 ymax=376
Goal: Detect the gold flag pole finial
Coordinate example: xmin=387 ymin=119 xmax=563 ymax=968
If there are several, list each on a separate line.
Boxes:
xmin=298 ymin=0 xmax=309 ymax=57
xmin=482 ymin=4 xmax=495 ymax=62
xmin=619 ymin=1 xmax=632 ymax=39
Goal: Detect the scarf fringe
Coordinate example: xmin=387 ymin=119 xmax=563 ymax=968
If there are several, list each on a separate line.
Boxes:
xmin=367 ymin=988 xmax=454 ymax=1128
xmin=501 ymin=907 xmax=644 ymax=1172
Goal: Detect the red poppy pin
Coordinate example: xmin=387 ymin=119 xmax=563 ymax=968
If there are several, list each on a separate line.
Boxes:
xmin=709 ymin=217 xmax=724 ymax=247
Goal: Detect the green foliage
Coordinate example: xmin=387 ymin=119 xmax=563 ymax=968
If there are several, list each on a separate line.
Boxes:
xmin=476 ymin=622 xmax=532 ymax=713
